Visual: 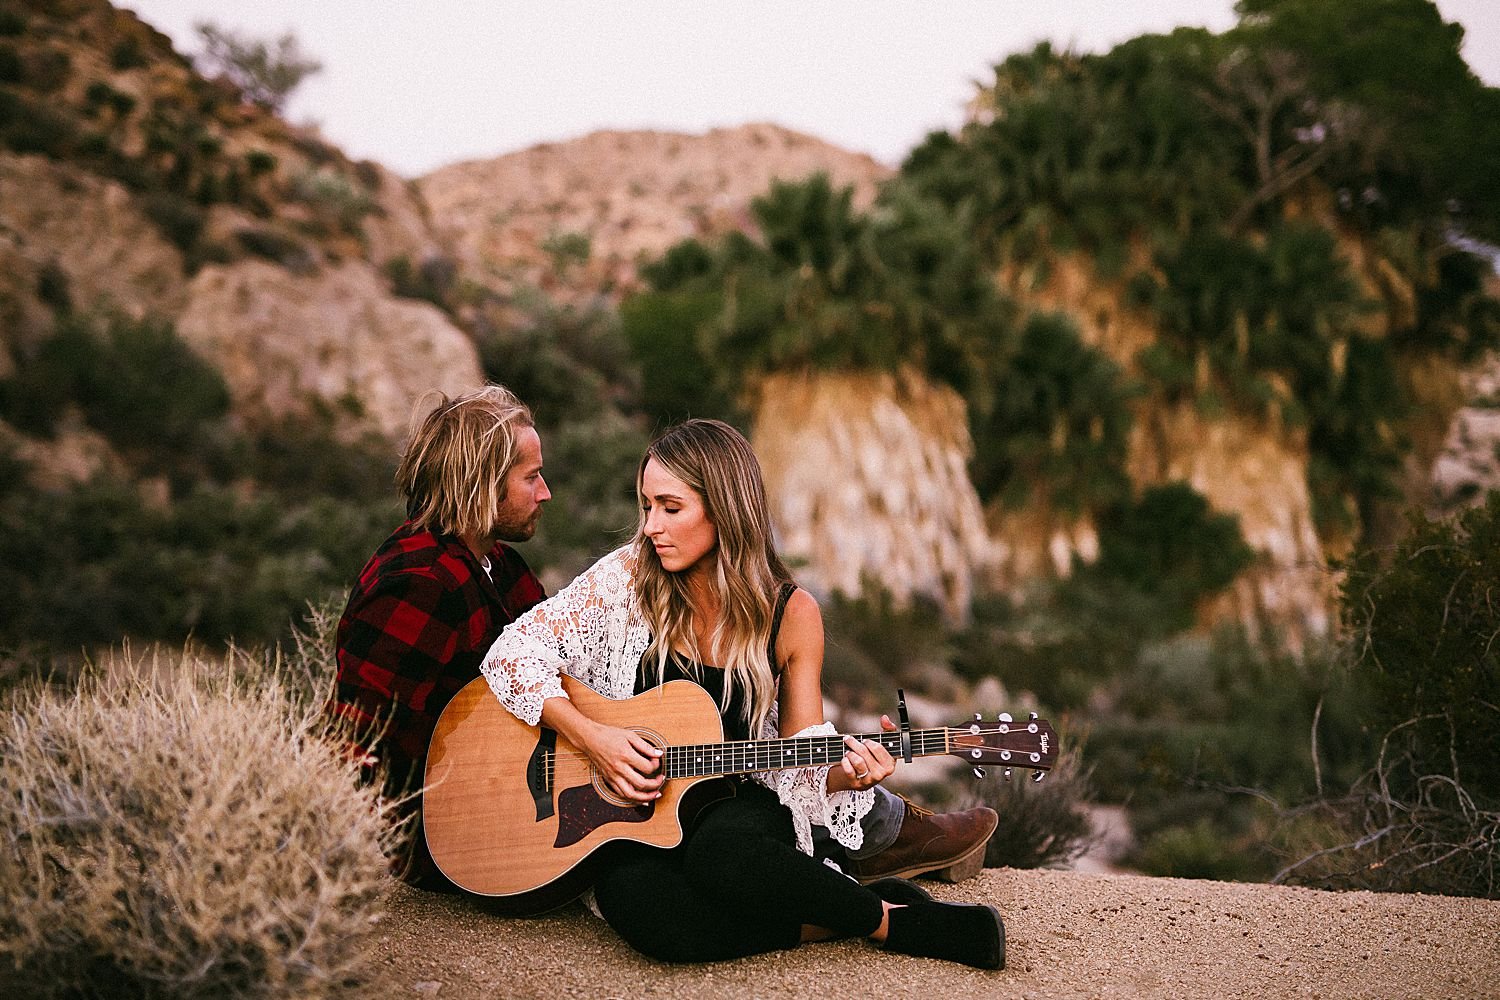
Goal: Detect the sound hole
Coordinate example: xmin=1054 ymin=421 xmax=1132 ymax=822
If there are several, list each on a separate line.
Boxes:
xmin=591 ymin=727 xmax=668 ymax=806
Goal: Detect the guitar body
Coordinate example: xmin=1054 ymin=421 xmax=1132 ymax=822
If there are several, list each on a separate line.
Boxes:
xmin=423 ymin=675 xmax=725 ymax=911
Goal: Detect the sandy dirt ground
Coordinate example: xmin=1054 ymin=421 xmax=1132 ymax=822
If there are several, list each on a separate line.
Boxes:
xmin=365 ymin=868 xmax=1500 ymax=999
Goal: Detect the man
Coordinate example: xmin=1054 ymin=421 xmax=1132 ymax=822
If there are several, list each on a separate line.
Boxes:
xmin=332 ymin=385 xmax=549 ymax=887
xmin=332 ymin=384 xmax=996 ymax=890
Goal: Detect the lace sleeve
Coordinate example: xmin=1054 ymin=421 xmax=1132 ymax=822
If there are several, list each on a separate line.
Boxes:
xmin=748 ymin=704 xmax=875 ymax=856
xmin=479 ymin=547 xmax=639 ymax=726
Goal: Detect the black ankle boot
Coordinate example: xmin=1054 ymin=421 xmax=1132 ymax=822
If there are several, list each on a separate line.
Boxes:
xmin=883 ymin=899 xmax=1005 ymax=970
xmin=866 ymin=877 xmax=933 ymax=906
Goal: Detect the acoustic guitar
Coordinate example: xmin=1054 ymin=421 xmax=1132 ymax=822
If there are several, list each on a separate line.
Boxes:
xmin=423 ymin=674 xmax=1057 ymax=913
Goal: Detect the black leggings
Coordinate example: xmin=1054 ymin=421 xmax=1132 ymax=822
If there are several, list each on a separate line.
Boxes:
xmin=591 ymin=781 xmax=885 ymax=963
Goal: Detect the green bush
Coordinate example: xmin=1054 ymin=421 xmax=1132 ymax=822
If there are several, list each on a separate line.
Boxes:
xmin=969 ymin=311 xmax=1135 ymax=512
xmin=622 ymin=175 xmax=1011 ymax=426
xmin=0 ymin=648 xmax=393 ymax=998
xmin=0 ymin=312 xmax=233 ymax=478
xmin=1342 ymin=494 xmax=1500 ymax=804
xmin=1276 ymin=493 xmax=1500 ymax=897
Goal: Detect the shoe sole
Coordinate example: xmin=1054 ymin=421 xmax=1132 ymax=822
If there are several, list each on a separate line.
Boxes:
xmin=986 ymin=904 xmax=1007 ymax=971
xmin=853 ymin=812 xmax=1000 ymax=885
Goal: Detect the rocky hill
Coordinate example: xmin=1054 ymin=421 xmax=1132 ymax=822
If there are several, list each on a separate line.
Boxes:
xmin=0 ymin=0 xmax=476 ymax=449
xmin=418 ymin=124 xmax=890 ymax=302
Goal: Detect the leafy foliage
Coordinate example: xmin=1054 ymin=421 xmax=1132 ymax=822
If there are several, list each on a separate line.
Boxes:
xmin=192 ymin=21 xmax=322 ymax=113
xmin=0 ymin=312 xmax=399 ymax=650
xmin=623 ymin=174 xmax=1011 ymax=422
xmin=901 ymin=8 xmax=1500 ymax=543
xmin=970 ymin=311 xmax=1135 ymax=511
xmin=1274 ymin=492 xmax=1500 ymax=898
xmin=954 ymin=482 xmax=1254 ymax=711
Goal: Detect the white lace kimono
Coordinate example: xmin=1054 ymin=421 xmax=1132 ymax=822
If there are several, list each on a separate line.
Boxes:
xmin=478 ymin=545 xmax=874 ymax=856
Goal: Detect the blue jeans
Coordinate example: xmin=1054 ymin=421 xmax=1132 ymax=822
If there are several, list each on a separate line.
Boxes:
xmin=813 ymin=783 xmax=904 ymax=862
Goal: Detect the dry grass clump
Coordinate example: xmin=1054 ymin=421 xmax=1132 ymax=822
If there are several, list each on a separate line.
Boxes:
xmin=0 ymin=643 xmax=394 ymax=999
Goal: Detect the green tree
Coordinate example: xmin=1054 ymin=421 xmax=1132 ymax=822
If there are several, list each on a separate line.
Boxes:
xmin=194 ymin=22 xmax=322 ymax=113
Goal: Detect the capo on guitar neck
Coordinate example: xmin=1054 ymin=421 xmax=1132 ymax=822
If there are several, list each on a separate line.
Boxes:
xmin=896 ymin=689 xmax=913 ymax=764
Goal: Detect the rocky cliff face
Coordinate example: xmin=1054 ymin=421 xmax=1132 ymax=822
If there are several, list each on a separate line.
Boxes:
xmin=1429 ymin=350 xmax=1500 ymax=516
xmin=751 ymin=369 xmax=994 ymax=621
xmin=418 ymin=124 xmax=891 ymax=301
xmin=0 ymin=0 xmax=483 ymax=452
xmin=175 ymin=260 xmax=482 ymax=441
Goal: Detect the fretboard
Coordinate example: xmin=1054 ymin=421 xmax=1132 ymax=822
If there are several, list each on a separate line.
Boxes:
xmin=660 ymin=729 xmax=951 ymax=779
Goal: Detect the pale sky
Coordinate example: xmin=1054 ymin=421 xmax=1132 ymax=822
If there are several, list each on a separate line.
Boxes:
xmin=122 ymin=1 xmax=1500 ymax=180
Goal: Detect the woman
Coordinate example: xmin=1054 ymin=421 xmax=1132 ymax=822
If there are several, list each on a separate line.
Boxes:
xmin=480 ymin=419 xmax=1003 ymax=968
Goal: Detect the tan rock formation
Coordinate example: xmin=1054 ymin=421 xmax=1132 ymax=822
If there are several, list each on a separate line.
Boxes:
xmin=751 ymin=369 xmax=993 ymax=622
xmin=419 ymin=124 xmax=891 ymax=299
xmin=0 ymin=153 xmax=186 ymax=331
xmin=174 ymin=260 xmax=483 ymax=441
xmin=1129 ymin=402 xmax=1336 ymax=654
xmin=362 ymin=162 xmax=449 ymax=272
xmin=1429 ymin=350 xmax=1500 ymax=515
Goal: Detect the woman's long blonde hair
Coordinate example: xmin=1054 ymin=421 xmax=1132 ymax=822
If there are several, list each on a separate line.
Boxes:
xmin=631 ymin=419 xmax=793 ymax=734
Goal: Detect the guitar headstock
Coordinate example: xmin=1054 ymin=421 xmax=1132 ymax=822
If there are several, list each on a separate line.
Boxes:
xmin=946 ymin=712 xmax=1057 ymax=781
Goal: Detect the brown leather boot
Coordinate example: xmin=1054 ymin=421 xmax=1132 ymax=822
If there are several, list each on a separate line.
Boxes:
xmin=847 ymin=799 xmax=999 ymax=884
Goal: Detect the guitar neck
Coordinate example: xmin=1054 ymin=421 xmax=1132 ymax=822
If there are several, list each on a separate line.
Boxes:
xmin=661 ymin=728 xmax=950 ymax=780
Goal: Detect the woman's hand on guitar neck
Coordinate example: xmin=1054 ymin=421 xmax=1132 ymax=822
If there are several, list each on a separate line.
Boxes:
xmin=827 ymin=714 xmax=899 ymax=793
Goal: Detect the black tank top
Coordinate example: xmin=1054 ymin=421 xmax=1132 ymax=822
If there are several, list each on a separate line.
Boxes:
xmin=633 ymin=582 xmax=797 ymax=742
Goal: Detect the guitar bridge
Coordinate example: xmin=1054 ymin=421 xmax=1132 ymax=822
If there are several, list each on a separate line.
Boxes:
xmin=525 ymin=728 xmax=557 ymax=822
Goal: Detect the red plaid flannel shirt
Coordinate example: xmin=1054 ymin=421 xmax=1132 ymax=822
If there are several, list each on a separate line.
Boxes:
xmin=331 ymin=521 xmax=545 ymax=811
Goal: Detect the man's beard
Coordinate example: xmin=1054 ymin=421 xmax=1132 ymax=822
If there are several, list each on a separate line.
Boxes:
xmin=492 ymin=511 xmax=540 ymax=544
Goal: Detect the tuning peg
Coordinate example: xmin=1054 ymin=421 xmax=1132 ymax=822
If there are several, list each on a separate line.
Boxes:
xmin=973 ymin=712 xmax=983 ymax=722
xmin=998 ymin=712 xmax=1013 ymax=723
xmin=1028 ymin=711 xmax=1039 ymax=721
xmin=1002 ymin=768 xmax=1012 ymax=781
xmin=971 ymin=766 xmax=986 ymax=780
xmin=1031 ymin=771 xmax=1046 ymax=784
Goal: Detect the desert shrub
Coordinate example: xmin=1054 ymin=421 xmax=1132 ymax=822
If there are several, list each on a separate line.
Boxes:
xmin=384 ymin=253 xmax=457 ymax=312
xmin=953 ymin=484 xmax=1254 ymax=710
xmin=0 ymin=457 xmax=396 ymax=650
xmin=822 ymin=584 xmax=950 ymax=696
xmin=234 ymin=225 xmax=315 ymax=272
xmin=0 ymin=647 xmax=393 ymax=998
xmin=1343 ymin=494 xmax=1500 ymax=806
xmin=1090 ymin=482 xmax=1254 ymax=629
xmin=141 ymin=190 xmax=205 ymax=253
xmin=963 ymin=743 xmax=1094 ymax=869
xmin=109 ymin=35 xmax=148 ymax=71
xmin=289 ymin=168 xmax=375 ymax=237
xmin=0 ymin=311 xmax=233 ymax=478
xmin=0 ymin=86 xmax=81 ymax=157
xmin=1278 ymin=493 xmax=1500 ymax=897
xmin=18 ymin=46 xmax=68 ymax=93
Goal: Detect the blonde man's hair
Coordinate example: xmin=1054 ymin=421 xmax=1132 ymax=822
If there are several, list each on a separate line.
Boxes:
xmin=631 ymin=419 xmax=792 ymax=735
xmin=396 ymin=385 xmax=534 ymax=541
